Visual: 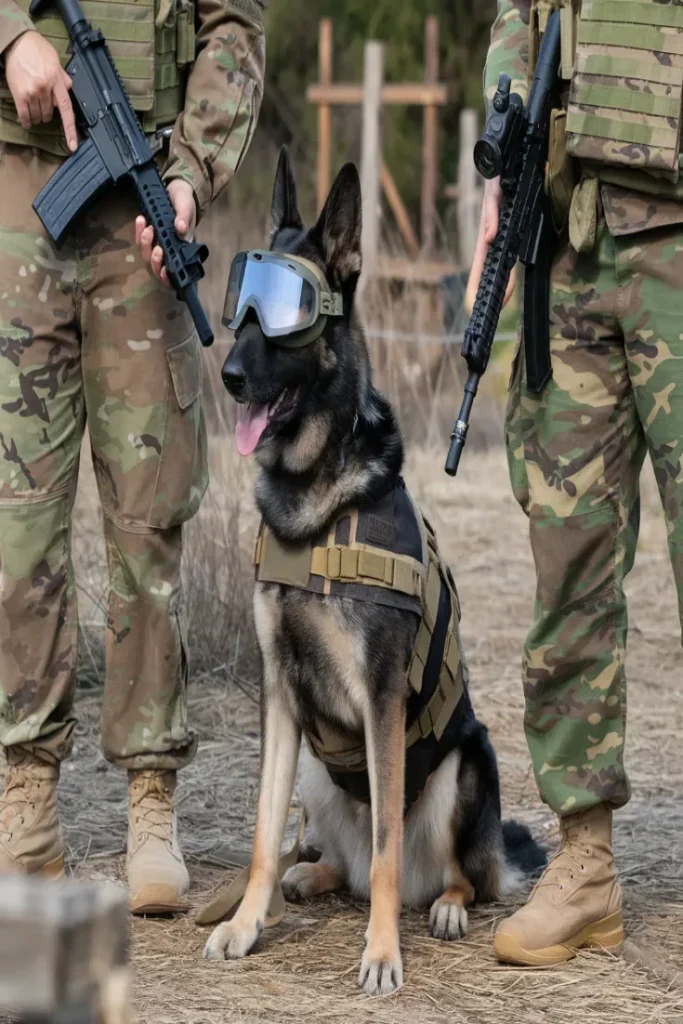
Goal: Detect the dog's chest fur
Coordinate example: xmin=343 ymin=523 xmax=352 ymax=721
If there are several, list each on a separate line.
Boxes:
xmin=254 ymin=574 xmax=417 ymax=745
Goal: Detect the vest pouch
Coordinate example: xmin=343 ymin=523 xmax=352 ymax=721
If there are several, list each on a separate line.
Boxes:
xmin=175 ymin=0 xmax=196 ymax=68
xmin=566 ymin=0 xmax=683 ymax=182
xmin=546 ymin=107 xmax=578 ymax=230
xmin=530 ymin=0 xmax=577 ymax=82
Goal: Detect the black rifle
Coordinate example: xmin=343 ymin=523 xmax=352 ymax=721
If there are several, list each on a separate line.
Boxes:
xmin=28 ymin=0 xmax=214 ymax=347
xmin=444 ymin=9 xmax=561 ymax=476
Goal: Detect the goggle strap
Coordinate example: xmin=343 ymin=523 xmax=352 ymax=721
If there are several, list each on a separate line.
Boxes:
xmin=320 ymin=292 xmax=343 ymax=317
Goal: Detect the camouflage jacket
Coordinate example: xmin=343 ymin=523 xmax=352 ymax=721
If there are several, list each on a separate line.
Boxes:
xmin=0 ymin=0 xmax=266 ymax=218
xmin=484 ymin=0 xmax=683 ymax=236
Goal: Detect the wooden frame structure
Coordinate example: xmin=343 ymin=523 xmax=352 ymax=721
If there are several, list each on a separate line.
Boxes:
xmin=306 ymin=18 xmax=456 ymax=283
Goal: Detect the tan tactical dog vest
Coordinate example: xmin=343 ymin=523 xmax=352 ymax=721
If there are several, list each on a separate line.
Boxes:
xmin=0 ymin=0 xmax=197 ymax=152
xmin=254 ymin=479 xmax=467 ymax=809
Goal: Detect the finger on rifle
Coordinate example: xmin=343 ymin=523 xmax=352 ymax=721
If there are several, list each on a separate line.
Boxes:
xmin=39 ymin=87 xmax=53 ymax=124
xmin=160 ymin=267 xmax=170 ymax=287
xmin=151 ymin=245 xmax=164 ymax=278
xmin=140 ymin=224 xmax=155 ymax=265
xmin=27 ymin=94 xmax=42 ymax=127
xmin=483 ymin=196 xmax=499 ymax=245
xmin=503 ymin=265 xmax=516 ymax=308
xmin=15 ymin=98 xmax=31 ymax=131
xmin=135 ymin=216 xmax=146 ymax=249
xmin=54 ymin=79 xmax=77 ymax=152
xmin=465 ymin=227 xmax=490 ymax=315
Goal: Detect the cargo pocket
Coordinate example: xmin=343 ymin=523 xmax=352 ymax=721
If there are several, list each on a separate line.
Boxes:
xmin=148 ymin=329 xmax=208 ymax=529
xmin=566 ymin=1 xmax=683 ymax=181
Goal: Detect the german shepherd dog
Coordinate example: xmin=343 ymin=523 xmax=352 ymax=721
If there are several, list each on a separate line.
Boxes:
xmin=204 ymin=151 xmax=544 ymax=994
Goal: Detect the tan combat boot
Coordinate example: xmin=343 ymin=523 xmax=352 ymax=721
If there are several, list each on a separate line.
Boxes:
xmin=494 ymin=804 xmax=624 ymax=966
xmin=127 ymin=770 xmax=189 ymax=915
xmin=0 ymin=749 xmax=65 ymax=878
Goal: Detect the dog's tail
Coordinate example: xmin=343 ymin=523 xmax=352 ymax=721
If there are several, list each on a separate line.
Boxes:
xmin=499 ymin=819 xmax=547 ymax=894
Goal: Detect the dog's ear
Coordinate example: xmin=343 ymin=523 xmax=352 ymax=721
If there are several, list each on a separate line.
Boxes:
xmin=269 ymin=147 xmax=303 ymax=243
xmin=314 ymin=163 xmax=362 ymax=283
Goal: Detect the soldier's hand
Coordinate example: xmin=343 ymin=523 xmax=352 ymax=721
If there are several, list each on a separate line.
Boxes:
xmin=465 ymin=176 xmax=516 ymax=314
xmin=136 ymin=180 xmax=197 ymax=287
xmin=4 ymin=31 xmax=77 ymax=152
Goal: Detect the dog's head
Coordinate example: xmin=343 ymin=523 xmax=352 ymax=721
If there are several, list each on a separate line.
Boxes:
xmin=222 ymin=148 xmax=366 ymax=470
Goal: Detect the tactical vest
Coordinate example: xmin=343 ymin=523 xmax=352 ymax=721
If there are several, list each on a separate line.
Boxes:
xmin=253 ymin=479 xmax=468 ymax=811
xmin=532 ymin=0 xmax=683 ymax=226
xmin=0 ymin=0 xmax=197 ymax=154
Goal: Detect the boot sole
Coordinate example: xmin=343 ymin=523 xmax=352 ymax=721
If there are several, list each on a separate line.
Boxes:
xmin=494 ymin=910 xmax=624 ymax=967
xmin=129 ymin=883 xmax=189 ymax=916
xmin=2 ymin=853 xmax=66 ymax=880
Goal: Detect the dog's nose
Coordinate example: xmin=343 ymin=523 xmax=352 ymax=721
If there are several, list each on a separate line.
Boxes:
xmin=222 ymin=366 xmax=246 ymax=397
xmin=222 ymin=352 xmax=246 ymax=397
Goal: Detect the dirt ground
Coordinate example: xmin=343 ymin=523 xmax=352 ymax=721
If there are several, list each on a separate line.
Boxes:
xmin=40 ymin=440 xmax=683 ymax=1023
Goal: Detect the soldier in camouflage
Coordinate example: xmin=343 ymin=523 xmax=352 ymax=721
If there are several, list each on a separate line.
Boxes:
xmin=470 ymin=0 xmax=683 ymax=965
xmin=0 ymin=0 xmax=265 ymax=912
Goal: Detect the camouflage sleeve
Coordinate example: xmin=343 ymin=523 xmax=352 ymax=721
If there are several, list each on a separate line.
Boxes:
xmin=162 ymin=0 xmax=265 ymax=219
xmin=483 ymin=0 xmax=530 ymax=109
xmin=0 ymin=0 xmax=35 ymax=57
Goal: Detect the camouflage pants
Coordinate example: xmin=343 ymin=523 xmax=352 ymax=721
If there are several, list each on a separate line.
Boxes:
xmin=506 ymin=217 xmax=683 ymax=817
xmin=0 ymin=144 xmax=208 ymax=769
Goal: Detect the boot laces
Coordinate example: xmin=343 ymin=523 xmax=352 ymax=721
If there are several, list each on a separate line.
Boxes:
xmin=130 ymin=773 xmax=175 ymax=845
xmin=536 ymin=820 xmax=592 ymax=893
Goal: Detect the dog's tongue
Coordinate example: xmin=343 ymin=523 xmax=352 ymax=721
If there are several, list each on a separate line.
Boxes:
xmin=235 ymin=402 xmax=269 ymax=456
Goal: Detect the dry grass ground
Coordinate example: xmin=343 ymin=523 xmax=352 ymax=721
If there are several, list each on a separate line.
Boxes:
xmin=51 ymin=429 xmax=683 ymax=1024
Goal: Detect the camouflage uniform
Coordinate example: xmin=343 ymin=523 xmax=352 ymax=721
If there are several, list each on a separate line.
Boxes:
xmin=486 ymin=1 xmax=683 ymax=816
xmin=0 ymin=0 xmax=265 ymax=768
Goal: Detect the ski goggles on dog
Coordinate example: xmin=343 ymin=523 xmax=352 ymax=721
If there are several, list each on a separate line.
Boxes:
xmin=222 ymin=250 xmax=343 ymax=348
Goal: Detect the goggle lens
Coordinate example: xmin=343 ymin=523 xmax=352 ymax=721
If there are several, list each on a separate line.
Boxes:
xmin=223 ymin=254 xmax=318 ymax=335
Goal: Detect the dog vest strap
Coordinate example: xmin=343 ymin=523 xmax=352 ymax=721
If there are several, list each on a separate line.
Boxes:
xmin=195 ymin=809 xmax=306 ymax=929
xmin=308 ymin=545 xmax=423 ymax=598
xmin=254 ymin=525 xmax=424 ymax=600
xmin=254 ymin=528 xmax=313 ymax=589
xmin=305 ymin=724 xmax=367 ymax=772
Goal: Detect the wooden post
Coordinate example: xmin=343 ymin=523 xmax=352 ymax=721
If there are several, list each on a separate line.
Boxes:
xmin=421 ymin=16 xmax=439 ymax=258
xmin=381 ymin=162 xmax=420 ymax=258
xmin=0 ymin=876 xmax=131 ymax=1024
xmin=317 ymin=19 xmax=333 ymax=214
xmin=457 ymin=108 xmax=481 ymax=270
xmin=360 ymin=41 xmax=384 ymax=281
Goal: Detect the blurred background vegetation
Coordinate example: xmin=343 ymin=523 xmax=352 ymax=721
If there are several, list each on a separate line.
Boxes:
xmin=229 ymin=0 xmax=498 ymax=231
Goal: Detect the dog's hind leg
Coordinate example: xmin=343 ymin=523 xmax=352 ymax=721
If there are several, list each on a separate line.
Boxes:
xmin=359 ymin=688 xmax=406 ymax=997
xmin=282 ymin=861 xmax=344 ymax=901
xmin=204 ymin=683 xmax=301 ymax=961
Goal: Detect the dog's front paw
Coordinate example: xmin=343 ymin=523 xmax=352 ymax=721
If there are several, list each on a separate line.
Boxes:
xmin=358 ymin=948 xmax=403 ymax=996
xmin=203 ymin=918 xmax=263 ymax=961
xmin=429 ymin=892 xmax=468 ymax=941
